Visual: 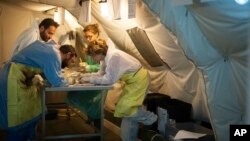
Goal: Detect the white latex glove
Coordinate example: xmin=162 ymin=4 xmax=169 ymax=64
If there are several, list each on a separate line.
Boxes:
xmin=82 ymin=73 xmax=91 ymax=77
xmin=66 ymin=76 xmax=76 ymax=85
xmin=32 ymin=74 xmax=44 ymax=86
xmin=80 ymin=76 xmax=90 ymax=83
xmin=85 ymin=65 xmax=91 ymax=72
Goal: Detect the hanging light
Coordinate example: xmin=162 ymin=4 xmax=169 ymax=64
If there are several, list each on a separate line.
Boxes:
xmin=54 ymin=8 xmax=59 ymax=22
xmin=120 ymin=0 xmax=136 ymax=19
xmin=107 ymin=0 xmax=121 ymax=20
xmin=235 ymin=0 xmax=249 ymax=5
xmin=120 ymin=0 xmax=128 ymax=19
xmin=54 ymin=7 xmax=65 ymax=24
xmin=78 ymin=0 xmax=91 ymax=24
xmin=99 ymin=0 xmax=109 ymax=17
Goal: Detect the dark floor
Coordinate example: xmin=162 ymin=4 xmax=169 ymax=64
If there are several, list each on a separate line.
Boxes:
xmin=36 ymin=109 xmax=122 ymax=141
xmin=0 ymin=130 xmax=7 ymax=141
xmin=0 ymin=109 xmax=122 ymax=141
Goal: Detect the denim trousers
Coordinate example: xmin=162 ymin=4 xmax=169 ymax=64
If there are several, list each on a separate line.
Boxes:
xmin=120 ymin=106 xmax=157 ymax=141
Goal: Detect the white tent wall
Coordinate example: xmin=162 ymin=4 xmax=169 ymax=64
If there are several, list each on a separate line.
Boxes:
xmin=0 ymin=0 xmax=213 ymax=138
xmin=1 ymin=0 xmax=250 ymax=141
xmin=0 ymin=2 xmax=35 ymax=63
xmin=90 ymin=0 xmax=250 ymax=140
xmin=142 ymin=0 xmax=250 ymax=141
xmin=90 ymin=0 xmax=210 ymax=121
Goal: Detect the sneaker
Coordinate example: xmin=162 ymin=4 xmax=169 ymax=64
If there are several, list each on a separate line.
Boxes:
xmin=143 ymin=111 xmax=158 ymax=125
xmin=157 ymin=107 xmax=169 ymax=136
xmin=129 ymin=107 xmax=158 ymax=126
xmin=137 ymin=107 xmax=158 ymax=125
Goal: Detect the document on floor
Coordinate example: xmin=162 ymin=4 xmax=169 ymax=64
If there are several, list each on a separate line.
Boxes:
xmin=174 ymin=130 xmax=206 ymax=140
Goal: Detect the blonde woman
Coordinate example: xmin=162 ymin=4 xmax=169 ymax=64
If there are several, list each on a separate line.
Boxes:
xmin=82 ymin=39 xmax=157 ymax=141
xmin=65 ymin=24 xmax=115 ymax=124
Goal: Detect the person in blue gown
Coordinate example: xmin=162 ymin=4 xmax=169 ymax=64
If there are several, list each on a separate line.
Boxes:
xmin=0 ymin=40 xmax=76 ymax=141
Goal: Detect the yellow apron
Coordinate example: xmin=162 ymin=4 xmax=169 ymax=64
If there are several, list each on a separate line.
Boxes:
xmin=7 ymin=63 xmax=42 ymax=127
xmin=114 ymin=67 xmax=149 ymax=117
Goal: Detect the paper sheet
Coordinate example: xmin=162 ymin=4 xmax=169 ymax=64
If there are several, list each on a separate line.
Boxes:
xmin=174 ymin=130 xmax=206 ymax=140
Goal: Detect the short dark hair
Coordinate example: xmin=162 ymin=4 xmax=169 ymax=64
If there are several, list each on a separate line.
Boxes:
xmin=59 ymin=44 xmax=76 ymax=57
xmin=39 ymin=18 xmax=59 ymax=29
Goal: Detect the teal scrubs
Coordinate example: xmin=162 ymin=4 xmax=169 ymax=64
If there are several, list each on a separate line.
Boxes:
xmin=65 ymin=55 xmax=104 ymax=119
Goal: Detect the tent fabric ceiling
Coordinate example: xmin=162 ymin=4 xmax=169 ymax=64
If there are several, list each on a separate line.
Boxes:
xmin=189 ymin=2 xmax=250 ymax=54
xmin=0 ymin=0 xmax=55 ymax=11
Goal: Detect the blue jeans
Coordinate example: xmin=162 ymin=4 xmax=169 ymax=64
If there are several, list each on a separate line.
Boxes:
xmin=121 ymin=107 xmax=157 ymax=141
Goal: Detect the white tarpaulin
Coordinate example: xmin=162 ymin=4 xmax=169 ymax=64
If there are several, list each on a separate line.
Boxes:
xmin=1 ymin=0 xmax=250 ymax=141
xmin=142 ymin=0 xmax=250 ymax=141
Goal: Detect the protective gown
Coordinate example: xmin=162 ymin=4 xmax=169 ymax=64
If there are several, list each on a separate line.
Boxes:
xmin=11 ymin=19 xmax=56 ymax=57
xmin=88 ymin=47 xmax=145 ymax=117
xmin=65 ymin=39 xmax=118 ymax=119
xmin=0 ymin=40 xmax=66 ymax=140
xmin=11 ymin=19 xmax=40 ymax=57
xmin=87 ymin=44 xmax=156 ymax=141
xmin=65 ymin=56 xmax=101 ymax=119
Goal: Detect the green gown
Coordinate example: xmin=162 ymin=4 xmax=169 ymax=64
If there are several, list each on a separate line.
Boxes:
xmin=65 ymin=56 xmax=104 ymax=119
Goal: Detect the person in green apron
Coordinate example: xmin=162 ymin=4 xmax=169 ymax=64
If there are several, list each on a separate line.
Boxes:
xmin=82 ymin=23 xmax=116 ymax=72
xmin=65 ymin=23 xmax=116 ymax=124
xmin=83 ymin=23 xmax=105 ymax=72
xmin=65 ymin=24 xmax=101 ymax=125
xmin=81 ymin=39 xmax=157 ymax=141
xmin=0 ymin=41 xmax=76 ymax=141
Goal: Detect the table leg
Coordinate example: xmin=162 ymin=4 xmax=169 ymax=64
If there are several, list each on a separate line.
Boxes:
xmin=100 ymin=90 xmax=105 ymax=141
xmin=41 ymin=90 xmax=46 ymax=141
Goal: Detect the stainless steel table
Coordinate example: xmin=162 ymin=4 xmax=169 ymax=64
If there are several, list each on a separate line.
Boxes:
xmin=41 ymin=85 xmax=113 ymax=141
